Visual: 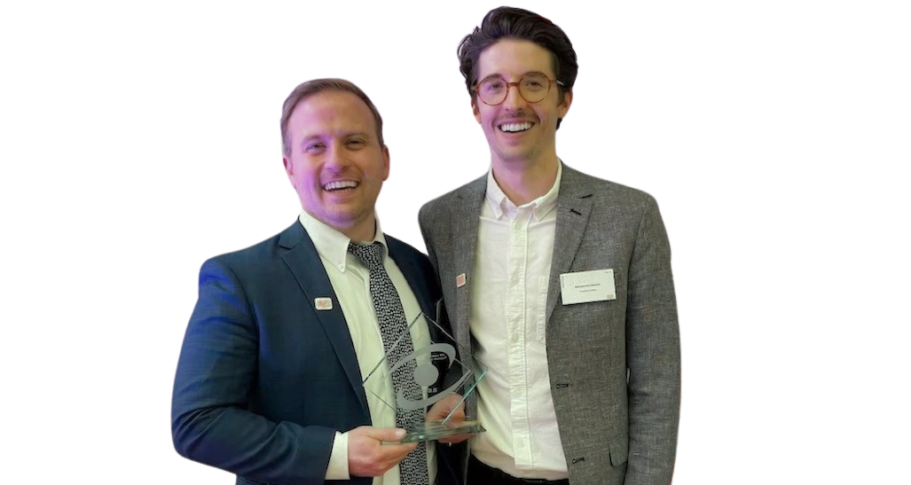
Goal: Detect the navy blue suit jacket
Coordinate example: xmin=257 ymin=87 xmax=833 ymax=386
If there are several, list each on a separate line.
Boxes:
xmin=172 ymin=221 xmax=455 ymax=485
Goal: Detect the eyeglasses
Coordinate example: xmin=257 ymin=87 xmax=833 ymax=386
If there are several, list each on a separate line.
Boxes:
xmin=473 ymin=73 xmax=564 ymax=106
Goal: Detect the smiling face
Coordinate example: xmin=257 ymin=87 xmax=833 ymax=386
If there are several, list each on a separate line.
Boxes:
xmin=472 ymin=38 xmax=572 ymax=169
xmin=282 ymin=90 xmax=389 ymax=241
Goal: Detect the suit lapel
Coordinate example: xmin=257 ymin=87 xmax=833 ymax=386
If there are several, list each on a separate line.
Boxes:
xmin=278 ymin=222 xmax=369 ymax=416
xmin=546 ymin=165 xmax=594 ymax=323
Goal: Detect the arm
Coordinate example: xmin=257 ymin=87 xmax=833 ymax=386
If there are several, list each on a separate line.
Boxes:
xmin=171 ymin=257 xmax=337 ymax=483
xmin=624 ymin=197 xmax=681 ymax=485
xmin=418 ymin=204 xmax=440 ymax=279
xmin=172 ymin=258 xmax=414 ymax=483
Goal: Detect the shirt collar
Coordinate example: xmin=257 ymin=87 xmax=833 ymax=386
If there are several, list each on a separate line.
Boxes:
xmin=485 ymin=160 xmax=562 ymax=221
xmin=298 ymin=210 xmax=388 ymax=272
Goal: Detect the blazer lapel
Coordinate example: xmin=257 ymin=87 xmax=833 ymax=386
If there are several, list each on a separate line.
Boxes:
xmin=546 ymin=165 xmax=594 ymax=323
xmin=451 ymin=176 xmax=487 ymax=348
xmin=278 ymin=222 xmax=369 ymax=416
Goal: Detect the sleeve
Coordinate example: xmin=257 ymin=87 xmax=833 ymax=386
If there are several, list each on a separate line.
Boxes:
xmin=623 ymin=196 xmax=681 ymax=485
xmin=325 ymin=432 xmax=350 ymax=480
xmin=171 ymin=257 xmax=338 ymax=484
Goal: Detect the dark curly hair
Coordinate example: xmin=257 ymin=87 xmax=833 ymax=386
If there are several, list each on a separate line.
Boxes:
xmin=457 ymin=6 xmax=578 ymax=126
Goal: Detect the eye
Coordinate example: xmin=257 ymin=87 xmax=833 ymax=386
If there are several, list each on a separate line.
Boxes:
xmin=305 ymin=142 xmax=326 ymax=153
xmin=523 ymin=76 xmax=546 ymax=91
xmin=481 ymin=78 xmax=505 ymax=94
xmin=346 ymin=139 xmax=366 ymax=149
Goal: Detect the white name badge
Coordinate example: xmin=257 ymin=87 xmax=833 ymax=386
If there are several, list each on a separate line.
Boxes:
xmin=559 ymin=269 xmax=616 ymax=305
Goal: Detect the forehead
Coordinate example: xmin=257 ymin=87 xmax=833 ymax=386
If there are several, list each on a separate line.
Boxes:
xmin=476 ymin=38 xmax=556 ymax=80
xmin=288 ymin=90 xmax=376 ymax=139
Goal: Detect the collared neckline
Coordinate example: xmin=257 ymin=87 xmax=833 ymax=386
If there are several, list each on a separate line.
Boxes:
xmin=485 ymin=160 xmax=562 ymax=221
xmin=298 ymin=210 xmax=388 ymax=272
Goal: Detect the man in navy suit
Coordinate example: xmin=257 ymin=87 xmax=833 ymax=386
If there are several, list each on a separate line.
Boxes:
xmin=172 ymin=79 xmax=454 ymax=485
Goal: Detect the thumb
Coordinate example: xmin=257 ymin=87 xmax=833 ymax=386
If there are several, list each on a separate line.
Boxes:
xmin=367 ymin=427 xmax=407 ymax=442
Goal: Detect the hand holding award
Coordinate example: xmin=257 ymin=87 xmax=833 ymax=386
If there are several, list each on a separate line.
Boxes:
xmin=362 ymin=304 xmax=487 ymax=443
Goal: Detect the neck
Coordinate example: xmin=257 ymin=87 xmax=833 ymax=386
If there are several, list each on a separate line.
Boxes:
xmin=344 ymin=219 xmax=377 ymax=243
xmin=306 ymin=211 xmax=376 ymax=243
xmin=491 ymin=156 xmax=559 ymax=206
xmin=341 ymin=222 xmax=376 ymax=244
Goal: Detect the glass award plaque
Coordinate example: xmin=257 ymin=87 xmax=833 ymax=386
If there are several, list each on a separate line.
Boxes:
xmin=362 ymin=304 xmax=487 ymax=443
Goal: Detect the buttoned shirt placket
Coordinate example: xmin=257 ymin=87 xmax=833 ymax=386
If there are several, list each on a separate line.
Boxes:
xmin=505 ymin=204 xmax=535 ymax=466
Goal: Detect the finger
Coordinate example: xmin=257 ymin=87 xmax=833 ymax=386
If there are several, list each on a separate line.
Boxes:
xmin=438 ymin=409 xmax=465 ymax=424
xmin=376 ymin=442 xmax=418 ymax=462
xmin=439 ymin=433 xmax=472 ymax=444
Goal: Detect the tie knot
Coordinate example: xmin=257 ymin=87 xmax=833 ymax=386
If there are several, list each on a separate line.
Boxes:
xmin=348 ymin=242 xmax=384 ymax=270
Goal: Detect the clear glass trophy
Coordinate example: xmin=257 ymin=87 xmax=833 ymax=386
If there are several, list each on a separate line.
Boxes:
xmin=362 ymin=303 xmax=487 ymax=443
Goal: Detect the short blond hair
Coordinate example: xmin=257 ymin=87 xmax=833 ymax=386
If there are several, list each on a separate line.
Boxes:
xmin=278 ymin=77 xmax=386 ymax=156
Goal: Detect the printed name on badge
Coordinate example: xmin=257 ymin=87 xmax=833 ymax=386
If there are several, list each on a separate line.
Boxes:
xmin=559 ymin=269 xmax=616 ymax=305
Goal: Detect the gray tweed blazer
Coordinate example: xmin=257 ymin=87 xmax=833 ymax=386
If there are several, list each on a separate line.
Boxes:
xmin=418 ymin=164 xmax=680 ymax=485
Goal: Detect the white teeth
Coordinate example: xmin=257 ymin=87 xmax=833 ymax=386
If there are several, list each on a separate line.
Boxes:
xmin=499 ymin=122 xmax=532 ymax=133
xmin=324 ymin=180 xmax=358 ymax=191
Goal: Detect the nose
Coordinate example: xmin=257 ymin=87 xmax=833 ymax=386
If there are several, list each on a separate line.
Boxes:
xmin=324 ymin=142 xmax=349 ymax=171
xmin=502 ymin=82 xmax=526 ymax=111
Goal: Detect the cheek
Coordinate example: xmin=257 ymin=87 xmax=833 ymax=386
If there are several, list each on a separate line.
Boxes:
xmin=298 ymin=171 xmax=320 ymax=193
xmin=476 ymin=109 xmax=497 ymax=132
xmin=475 ymin=103 xmax=498 ymax=125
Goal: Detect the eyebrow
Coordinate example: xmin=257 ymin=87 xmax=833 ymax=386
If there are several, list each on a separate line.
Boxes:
xmin=478 ymin=71 xmax=549 ymax=83
xmin=298 ymin=131 xmax=371 ymax=148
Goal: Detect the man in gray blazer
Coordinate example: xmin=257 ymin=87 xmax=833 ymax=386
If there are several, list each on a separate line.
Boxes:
xmin=419 ymin=7 xmax=681 ymax=485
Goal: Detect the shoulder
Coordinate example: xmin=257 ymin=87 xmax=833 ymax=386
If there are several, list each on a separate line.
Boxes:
xmin=200 ymin=221 xmax=302 ymax=277
xmin=562 ymin=164 xmax=660 ymax=214
xmin=419 ymin=173 xmax=486 ymax=222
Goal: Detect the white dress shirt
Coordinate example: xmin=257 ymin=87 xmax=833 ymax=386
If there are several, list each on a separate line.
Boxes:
xmin=298 ymin=211 xmax=436 ymax=485
xmin=469 ymin=162 xmax=568 ymax=480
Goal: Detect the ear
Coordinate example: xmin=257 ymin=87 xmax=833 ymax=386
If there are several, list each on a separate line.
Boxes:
xmin=282 ymin=156 xmax=295 ymax=187
xmin=558 ymin=89 xmax=573 ymax=119
xmin=472 ymin=98 xmax=481 ymax=124
xmin=381 ymin=145 xmax=390 ymax=181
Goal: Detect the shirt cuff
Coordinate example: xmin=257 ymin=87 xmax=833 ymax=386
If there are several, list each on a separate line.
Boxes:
xmin=325 ymin=431 xmax=350 ymax=480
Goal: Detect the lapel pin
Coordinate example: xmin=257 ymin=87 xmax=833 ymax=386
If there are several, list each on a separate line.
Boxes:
xmin=314 ymin=297 xmax=333 ymax=310
xmin=456 ymin=273 xmax=466 ymax=288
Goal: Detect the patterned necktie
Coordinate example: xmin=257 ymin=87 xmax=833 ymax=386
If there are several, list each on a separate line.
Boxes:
xmin=348 ymin=242 xmax=428 ymax=485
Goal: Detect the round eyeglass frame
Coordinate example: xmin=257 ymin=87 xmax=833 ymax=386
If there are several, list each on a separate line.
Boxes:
xmin=472 ymin=74 xmax=565 ymax=106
